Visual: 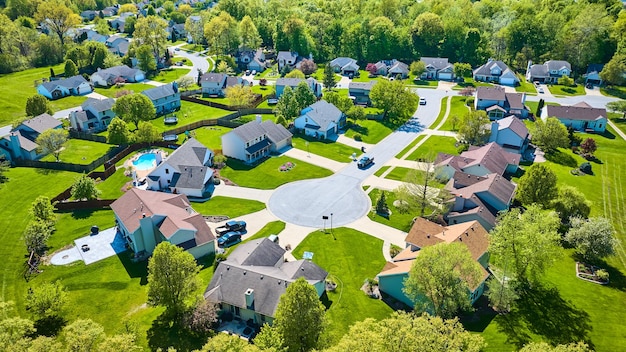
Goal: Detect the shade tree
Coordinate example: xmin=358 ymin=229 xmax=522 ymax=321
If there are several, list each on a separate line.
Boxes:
xmin=515 ymin=163 xmax=558 ymax=207
xmin=112 ymin=93 xmax=156 ymax=130
xmin=565 ymin=217 xmax=617 ymax=262
xmin=35 ymin=129 xmax=68 ymax=162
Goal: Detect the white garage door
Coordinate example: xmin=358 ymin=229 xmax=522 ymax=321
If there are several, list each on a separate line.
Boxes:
xmin=500 ymin=77 xmax=516 ymax=86
xmin=439 ymin=73 xmax=453 ymax=80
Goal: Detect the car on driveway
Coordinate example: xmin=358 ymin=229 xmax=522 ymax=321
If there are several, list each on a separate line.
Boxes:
xmin=419 ymin=97 xmax=426 ymax=105
xmin=217 ymin=232 xmax=242 ymax=247
xmin=538 ymin=87 xmax=544 ymax=94
xmin=357 ymin=155 xmax=374 ymax=169
xmin=215 ymin=220 xmax=246 ymax=237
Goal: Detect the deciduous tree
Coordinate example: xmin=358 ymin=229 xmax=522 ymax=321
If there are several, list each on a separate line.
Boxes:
xmin=566 ymin=217 xmax=617 ymax=262
xmin=25 ymin=281 xmax=67 ymax=319
xmin=106 ymin=117 xmax=134 ymax=145
xmin=134 ymin=16 xmax=168 ymax=60
xmin=410 ymin=60 xmax=426 ymax=77
xmin=134 ymin=121 xmax=161 ymax=144
xmin=458 ymin=110 xmax=490 ymax=145
xmin=369 ymin=79 xmax=418 ymax=120
xmin=519 ymin=341 xmax=592 ymax=352
xmin=580 ymin=138 xmax=597 ymax=156
xmin=299 ymin=59 xmax=316 ymax=76
xmin=35 ymin=0 xmax=81 ymax=46
xmin=204 ymin=11 xmax=240 ymax=57
xmin=516 ymin=163 xmax=558 ymax=207
xmin=239 ymin=15 xmax=261 ymax=49
xmin=147 ymin=242 xmax=201 ymax=315
xmin=606 ymin=100 xmax=626 ymax=118
xmin=198 ymin=333 xmax=261 ymax=352
xmin=225 ymin=85 xmax=255 ymax=108
xmin=285 ymin=69 xmax=305 ymax=79
xmin=35 ymin=129 xmax=68 ymax=162
xmin=532 ymin=117 xmax=569 ymax=152
xmin=275 ymin=86 xmax=299 ymax=121
xmin=112 ymin=93 xmax=156 ymax=130
xmin=23 ymin=220 xmax=52 ymax=255
xmin=323 ymin=62 xmax=337 ymax=91
xmin=552 ymin=186 xmax=591 ymax=224
xmin=25 ymin=94 xmax=51 ymax=117
xmin=323 ymin=91 xmax=353 ymax=113
xmin=293 ymin=81 xmax=316 ymax=110
xmin=395 ymin=158 xmax=450 ymax=218
xmin=29 ymin=196 xmax=56 ymax=225
xmin=64 ymin=59 xmax=78 ymax=77
xmin=98 ymin=334 xmax=143 ymax=352
xmin=71 ymin=174 xmax=101 ymax=200
xmin=453 ymin=63 xmax=472 ymax=78
xmin=136 ymin=44 xmax=157 ymax=73
xmin=183 ymin=300 xmax=218 ymax=334
xmin=63 ymin=319 xmax=104 ymax=352
xmin=485 ymin=276 xmax=518 ymax=313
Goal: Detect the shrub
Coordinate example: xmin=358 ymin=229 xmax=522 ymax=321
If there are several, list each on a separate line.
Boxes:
xmin=456 ymin=143 xmax=469 ymax=153
xmin=579 ymin=162 xmax=592 ymax=174
xmin=390 ymin=244 xmax=402 ymax=258
xmin=353 ymin=133 xmax=362 ymax=141
xmin=465 ymin=97 xmax=475 ymax=106
xmin=596 ymin=269 xmax=609 ymax=281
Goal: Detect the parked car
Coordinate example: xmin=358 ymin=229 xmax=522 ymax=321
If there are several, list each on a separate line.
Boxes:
xmin=215 ymin=220 xmax=247 ymax=237
xmin=357 ymin=155 xmax=374 ymax=169
xmin=267 ymin=98 xmax=279 ymax=105
xmin=419 ymin=97 xmax=426 ymax=105
xmin=538 ymin=87 xmax=544 ymax=94
xmin=251 ymin=70 xmax=257 ymax=75
xmin=217 ymin=232 xmax=242 ymax=248
xmin=245 ymin=69 xmax=251 ymax=75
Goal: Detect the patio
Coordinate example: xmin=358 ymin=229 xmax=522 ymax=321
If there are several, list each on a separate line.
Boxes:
xmin=50 ymin=227 xmax=127 ymax=265
xmin=216 ymin=319 xmax=256 ymax=341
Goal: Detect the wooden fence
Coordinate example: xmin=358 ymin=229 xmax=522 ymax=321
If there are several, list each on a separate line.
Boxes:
xmin=69 ymin=130 xmax=107 ymax=143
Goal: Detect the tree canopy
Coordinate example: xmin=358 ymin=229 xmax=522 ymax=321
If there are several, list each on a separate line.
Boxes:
xmin=565 ymin=217 xmax=617 ymax=262
xmin=35 ymin=129 xmax=68 ymax=162
xmin=70 ymin=174 xmax=101 ymax=201
xmin=459 ymin=110 xmax=490 ymax=145
xmin=25 ymin=94 xmax=51 ymax=117
xmin=369 ymin=80 xmax=418 ymax=120
xmin=533 ymin=117 xmax=569 ymax=152
xmin=112 ymin=93 xmax=156 ymax=130
xmin=516 ymin=163 xmax=559 ymax=207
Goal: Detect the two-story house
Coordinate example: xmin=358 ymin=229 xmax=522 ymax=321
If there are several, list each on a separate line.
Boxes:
xmin=142 ymin=82 xmax=181 ymax=115
xmin=348 ymin=81 xmax=377 ymax=106
xmin=199 ymin=73 xmax=246 ymax=97
xmin=475 ymin=86 xmax=528 ymax=119
xmin=221 ymin=117 xmax=292 ymax=164
xmin=294 ymin=101 xmax=346 ymax=139
xmin=526 ymin=60 xmax=572 ymax=84
xmin=584 ymin=64 xmax=605 ymax=86
xmin=235 ymin=48 xmax=267 ymax=73
xmin=473 ymin=59 xmax=519 ymax=86
xmin=145 ymin=138 xmax=214 ymax=198
xmin=110 ymin=188 xmax=216 ymax=259
xmin=275 ymin=77 xmax=322 ymax=98
xmin=205 ymin=237 xmax=327 ymax=326
xmin=543 ymin=102 xmax=607 ymax=133
xmin=69 ymin=98 xmax=116 ymax=132
xmin=37 ymin=75 xmax=93 ymax=100
xmin=0 ymin=113 xmax=63 ymax=162
xmin=277 ymin=51 xmax=300 ymax=71
xmin=420 ymin=57 xmax=455 ymax=80
xmin=91 ymin=65 xmax=145 ymax=87
xmin=488 ymin=116 xmax=530 ymax=154
xmin=329 ymin=57 xmax=359 ymax=76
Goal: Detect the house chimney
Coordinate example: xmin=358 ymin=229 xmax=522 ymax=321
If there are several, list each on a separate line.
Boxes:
xmin=245 ymin=288 xmax=254 ymax=309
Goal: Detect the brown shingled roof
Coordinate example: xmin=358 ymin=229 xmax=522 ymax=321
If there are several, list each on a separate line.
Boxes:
xmin=546 ymin=104 xmax=607 ymax=122
xmin=404 ymin=219 xmax=489 ymax=261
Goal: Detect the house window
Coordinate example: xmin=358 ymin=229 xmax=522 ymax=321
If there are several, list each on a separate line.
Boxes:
xmin=235 ymin=306 xmax=240 ymax=316
xmin=165 ymin=169 xmax=169 ymax=174
xmin=599 ymin=124 xmax=602 ymax=129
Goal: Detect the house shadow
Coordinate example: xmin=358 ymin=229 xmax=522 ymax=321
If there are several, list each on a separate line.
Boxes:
xmin=544 ymin=150 xmax=578 ymax=168
xmin=459 ymin=296 xmax=497 ymax=333
xmin=320 ymin=290 xmax=333 ymax=310
xmin=496 ymin=283 xmax=593 ymax=349
xmin=347 ymin=122 xmax=370 ymax=137
xmin=116 ymin=251 xmax=148 ymax=285
xmin=147 ymin=312 xmax=207 ymax=352
xmin=600 ymin=130 xmax=616 ymax=140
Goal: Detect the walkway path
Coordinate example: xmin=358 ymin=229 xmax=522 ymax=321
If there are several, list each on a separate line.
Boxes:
xmin=282 ymin=147 xmax=347 ymax=173
xmin=335 ymin=134 xmax=375 ymax=150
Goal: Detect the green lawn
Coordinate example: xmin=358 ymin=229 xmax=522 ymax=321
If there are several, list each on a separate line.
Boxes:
xmin=548 ymin=84 xmax=585 ymax=96
xmin=231 ymin=114 xmax=276 ymax=124
xmin=181 ymin=43 xmax=203 ymax=52
xmin=97 ymin=168 xmax=132 ymax=199
xmin=439 ymin=96 xmax=470 ymax=131
xmin=383 ymin=167 xmax=412 ymax=182
xmin=515 ymin=75 xmax=537 ymax=94
xmin=258 ymin=65 xmax=280 ymax=80
xmin=608 ymin=112 xmax=626 ymax=131
xmin=367 ymin=188 xmax=418 ymax=232
xmin=600 ymin=85 xmax=626 ymax=99
xmin=408 ymin=79 xmax=439 ymax=88
xmin=95 ymin=83 xmax=154 ymax=98
xmin=152 ymin=68 xmax=190 ymax=83
xmin=251 ymin=84 xmax=275 ymax=97
xmin=220 ymin=156 xmax=332 ymax=189
xmin=406 ymin=136 xmax=458 ymax=161
xmin=0 ymin=64 xmax=64 ymax=125
xmin=40 ymin=139 xmax=114 ymax=164
xmin=429 ymin=96 xmax=449 ymax=129
xmin=293 ymin=228 xmax=394 ymax=344
xmin=292 ymin=135 xmax=359 ymax=163
xmin=49 ymin=95 xmax=89 ymax=114
xmin=395 ymin=135 xmax=426 ymax=159
xmin=155 ymin=101 xmax=231 ymax=133
xmin=190 ymin=196 xmax=265 ymax=218
xmin=453 ymin=77 xmax=492 ymax=90
xmin=374 ymin=166 xmax=390 ymax=177
xmin=171 ymin=57 xmax=192 ymax=66
xmin=183 ymin=125 xmax=232 ymax=150
xmin=344 ymin=119 xmax=397 ymax=144
xmin=525 ymin=101 xmax=560 ymax=117
xmin=350 ymin=70 xmax=384 ymax=83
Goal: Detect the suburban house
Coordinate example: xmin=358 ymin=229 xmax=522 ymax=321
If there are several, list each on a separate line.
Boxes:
xmin=275 ymin=77 xmax=322 ymax=98
xmin=69 ymin=98 xmax=116 ymax=132
xmin=205 ymin=237 xmax=327 ymax=325
xmin=110 ymin=188 xmax=215 ymax=259
xmin=101 ymin=6 xmax=118 ymax=17
xmin=377 ymin=219 xmax=490 ymax=308
xmin=145 ymin=138 xmax=214 ymax=198
xmin=221 ymin=117 xmax=292 ymax=164
xmin=473 ymin=59 xmax=519 ymax=86
xmin=277 ymin=51 xmax=300 ymax=71
xmin=329 ymin=57 xmax=359 ymax=76
xmin=475 ymin=86 xmax=529 ymax=119
xmin=75 ymin=29 xmax=108 ymax=43
xmin=142 ymin=82 xmax=181 ymax=115
xmin=235 ymin=48 xmax=267 ymax=73
xmin=584 ymin=64 xmax=605 ymax=86
xmin=294 ymin=101 xmax=346 ymax=139
xmin=374 ymin=59 xmax=409 ymax=79
xmin=436 ymin=142 xmax=521 ymax=180
xmin=91 ymin=65 xmax=145 ymax=86
xmin=543 ymin=102 xmax=607 ymax=133
xmin=488 ymin=116 xmax=530 ymax=154
xmin=106 ymin=36 xmax=130 ymax=56
xmin=199 ymin=73 xmax=247 ymax=97
xmin=525 ymin=60 xmax=572 ymax=84
xmin=109 ymin=12 xmax=134 ymax=32
xmin=0 ymin=113 xmax=63 ymax=162
xmin=37 ymin=75 xmax=93 ymax=100
xmin=420 ymin=57 xmax=455 ymax=80
xmin=80 ymin=10 xmax=99 ymax=21
xmin=348 ymin=81 xmax=377 ymax=105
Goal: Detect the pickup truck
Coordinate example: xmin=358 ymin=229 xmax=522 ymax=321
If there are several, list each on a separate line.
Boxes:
xmin=357 ymin=155 xmax=374 ymax=169
xmin=215 ymin=220 xmax=247 ymax=237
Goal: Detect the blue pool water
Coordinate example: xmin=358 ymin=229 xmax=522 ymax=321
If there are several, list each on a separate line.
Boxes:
xmin=132 ymin=153 xmax=156 ymax=170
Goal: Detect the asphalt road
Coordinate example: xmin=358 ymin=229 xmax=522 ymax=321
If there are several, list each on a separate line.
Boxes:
xmin=268 ymin=88 xmax=447 ymax=228
xmin=170 ymin=47 xmax=210 ymax=77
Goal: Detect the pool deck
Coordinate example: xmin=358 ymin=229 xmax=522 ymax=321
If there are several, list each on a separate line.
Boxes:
xmin=125 ymin=149 xmax=168 ymax=180
xmin=50 ymin=227 xmax=128 ymax=265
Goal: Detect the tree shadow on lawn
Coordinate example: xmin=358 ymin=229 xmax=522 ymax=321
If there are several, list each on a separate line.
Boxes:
xmin=572 ymin=254 xmax=626 ymax=292
xmin=147 ymin=312 xmax=208 ymax=352
xmin=33 ymin=315 xmax=67 ymax=337
xmin=496 ymin=283 xmax=593 ymax=349
xmin=67 ymin=209 xmax=96 ymax=220
xmin=544 ymin=150 xmax=578 ymax=168
xmin=116 ymin=252 xmax=148 ymax=285
xmin=347 ymin=123 xmax=370 ymax=137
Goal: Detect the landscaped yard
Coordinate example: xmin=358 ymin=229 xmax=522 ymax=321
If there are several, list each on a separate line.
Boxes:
xmin=220 ymin=156 xmax=332 ymax=189
xmin=366 ymin=188 xmax=428 ymax=232
xmin=95 ymin=83 xmax=155 ymax=98
xmin=0 ymin=64 xmax=64 ymax=125
xmin=515 ymin=75 xmax=537 ymax=94
xmin=190 ymin=196 xmax=265 ymax=218
xmin=40 ymin=139 xmax=115 ymax=164
xmin=258 ymin=65 xmax=279 ymax=80
xmin=231 ymin=114 xmax=276 ymax=124
xmin=49 ymin=95 xmax=90 ymax=114
xmin=439 ymin=96 xmax=470 ymax=131
xmin=525 ymin=100 xmax=560 ymax=117
xmin=406 ymin=136 xmax=458 ymax=161
xmin=292 ymin=135 xmax=360 ymax=163
xmin=344 ymin=118 xmax=397 ymax=144
xmin=152 ymin=68 xmax=190 ymax=83
xmin=181 ymin=43 xmax=203 ymax=52
xmin=97 ymin=168 xmax=131 ymax=199
xmin=171 ymin=57 xmax=192 ymax=66
xmin=350 ymin=70 xmax=384 ymax=83
xmin=548 ymin=84 xmax=585 ymax=96
xmin=601 ymin=85 xmax=626 ymax=99
xmin=182 ymin=125 xmax=231 ymax=150
xmin=292 ymin=228 xmax=394 ymax=344
xmin=407 ymin=79 xmax=439 ymax=88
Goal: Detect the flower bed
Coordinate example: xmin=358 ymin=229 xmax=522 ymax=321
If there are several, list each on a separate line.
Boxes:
xmin=576 ymin=262 xmax=609 ymax=285
xmin=279 ymin=161 xmax=295 ymax=172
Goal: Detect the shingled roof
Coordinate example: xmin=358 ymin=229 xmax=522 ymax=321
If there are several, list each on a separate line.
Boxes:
xmin=545 ymin=103 xmax=607 ymax=122
xmin=436 ymin=142 xmax=520 ymax=177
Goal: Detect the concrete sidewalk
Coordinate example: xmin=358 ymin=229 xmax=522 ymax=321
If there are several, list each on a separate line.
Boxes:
xmin=384 ymin=158 xmax=433 ymax=170
xmin=282 ymin=148 xmax=347 ymax=173
xmin=345 ymin=216 xmax=407 ymax=249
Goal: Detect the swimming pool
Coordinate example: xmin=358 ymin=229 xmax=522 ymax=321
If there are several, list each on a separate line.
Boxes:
xmin=132 ymin=153 xmax=157 ymax=170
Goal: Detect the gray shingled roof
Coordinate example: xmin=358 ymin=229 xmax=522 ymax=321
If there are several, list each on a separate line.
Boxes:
xmin=94 ymin=65 xmax=143 ymax=81
xmin=546 ymin=60 xmax=571 ymax=72
xmin=528 ymin=64 xmax=548 ymax=78
xmin=476 ymin=86 xmax=506 ymax=101
xmin=300 ymin=101 xmax=343 ymax=131
xmin=82 ymin=98 xmax=115 ymax=112
xmin=260 ymin=120 xmax=292 ymax=144
xmin=276 ymin=77 xmax=304 ymax=88
xmin=546 ymin=104 xmax=607 ymax=122
xmin=142 ymin=83 xmax=178 ymax=101
xmin=20 ymin=113 xmax=61 ymax=134
xmin=231 ymin=119 xmax=268 ymax=142
xmin=200 ymin=73 xmax=226 ymax=83
xmin=330 ymin=57 xmax=357 ymax=68
xmin=436 ymin=142 xmax=520 ymax=177
xmin=421 ymin=57 xmax=450 ymax=70
xmin=473 ymin=60 xmax=511 ymax=76
xmin=496 ymin=116 xmax=529 ymax=139
xmin=169 ymin=165 xmax=213 ymax=189
xmin=348 ymin=81 xmax=377 ymax=91
xmin=277 ymin=51 xmax=297 ymax=61
xmin=40 ymin=75 xmax=88 ymax=91
xmin=228 ymin=238 xmax=285 ymax=267
xmin=148 ymin=138 xmax=213 ymax=190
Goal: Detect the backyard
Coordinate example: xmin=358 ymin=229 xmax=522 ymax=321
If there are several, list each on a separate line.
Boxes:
xmin=219 ymin=156 xmax=333 ymax=189
xmin=182 ymin=125 xmax=232 ymax=150
xmin=291 ymin=135 xmax=360 ymax=163
xmin=154 ymin=101 xmax=232 ymax=133
xmin=40 ymin=139 xmax=114 ymax=164
xmin=94 ymin=83 xmax=155 ymax=98
xmin=292 ymin=228 xmax=394 ymax=344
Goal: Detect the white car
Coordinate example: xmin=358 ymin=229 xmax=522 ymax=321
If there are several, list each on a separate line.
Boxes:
xmin=538 ymin=87 xmax=544 ymax=94
xmin=419 ymin=97 xmax=426 ymax=105
xmin=251 ymin=70 xmax=257 ymax=75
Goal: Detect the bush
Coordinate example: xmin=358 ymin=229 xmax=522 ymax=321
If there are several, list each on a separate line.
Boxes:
xmin=390 ymin=244 xmax=402 ymax=258
xmin=579 ymin=162 xmax=592 ymax=174
xmin=353 ymin=133 xmax=362 ymax=141
xmin=456 ymin=143 xmax=469 ymax=153
xmin=465 ymin=97 xmax=475 ymax=106
xmin=596 ymin=269 xmax=609 ymax=281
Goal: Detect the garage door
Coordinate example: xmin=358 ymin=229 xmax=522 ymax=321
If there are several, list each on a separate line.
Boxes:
xmin=439 ymin=73 xmax=453 ymax=80
xmin=500 ymin=77 xmax=516 ymax=86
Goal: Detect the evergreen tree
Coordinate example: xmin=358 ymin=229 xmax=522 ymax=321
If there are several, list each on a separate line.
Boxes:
xmin=323 ymin=62 xmax=337 ymax=91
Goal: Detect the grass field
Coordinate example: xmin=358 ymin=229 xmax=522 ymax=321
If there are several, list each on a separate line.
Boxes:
xmin=153 ymin=68 xmax=190 ymax=83
xmin=171 ymin=57 xmax=192 ymax=66
xmin=190 ymin=196 xmax=265 ymax=218
xmin=439 ymin=96 xmax=470 ymax=131
xmin=40 ymin=139 xmax=114 ymax=164
xmin=548 ymin=84 xmax=585 ymax=96
xmin=156 ymin=101 xmax=231 ymax=133
xmin=516 ymin=75 xmax=537 ymax=94
xmin=344 ymin=119 xmax=396 ymax=144
xmin=292 ymin=135 xmax=359 ymax=163
xmin=95 ymin=83 xmax=155 ymax=98
xmin=182 ymin=125 xmax=231 ymax=150
xmin=293 ymin=228 xmax=394 ymax=344
xmin=0 ymin=64 xmax=64 ymax=125
xmin=220 ymin=156 xmax=332 ymax=189
xmin=406 ymin=136 xmax=458 ymax=161
xmin=97 ymin=168 xmax=131 ymax=199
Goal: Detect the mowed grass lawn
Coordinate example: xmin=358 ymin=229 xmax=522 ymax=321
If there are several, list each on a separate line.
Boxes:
xmin=40 ymin=139 xmax=114 ymax=164
xmin=516 ymin=75 xmax=537 ymax=94
xmin=0 ymin=64 xmax=64 ymax=125
xmin=439 ymin=96 xmax=470 ymax=131
xmin=548 ymin=84 xmax=585 ymax=96
xmin=344 ymin=119 xmax=395 ymax=144
xmin=182 ymin=125 xmax=232 ymax=150
xmin=190 ymin=196 xmax=265 ymax=218
xmin=292 ymin=135 xmax=359 ymax=163
xmin=97 ymin=168 xmax=132 ymax=199
xmin=428 ymin=96 xmax=449 ymax=129
xmin=406 ymin=135 xmax=458 ymax=161
xmin=156 ymin=101 xmax=231 ymax=133
xmin=95 ymin=83 xmax=155 ymax=98
xmin=395 ymin=135 xmax=426 ymax=159
xmin=220 ymin=156 xmax=332 ymax=189
xmin=152 ymin=68 xmax=191 ymax=83
xmin=293 ymin=228 xmax=394 ymax=344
